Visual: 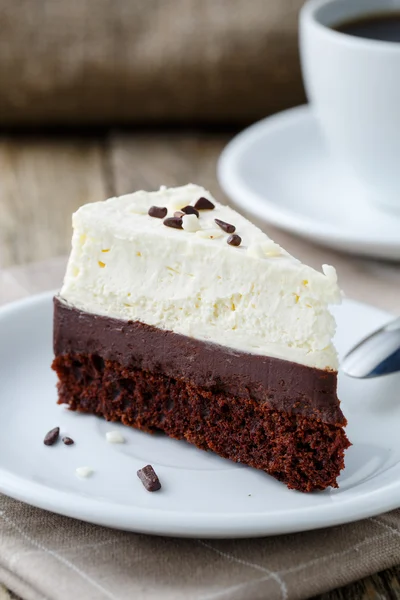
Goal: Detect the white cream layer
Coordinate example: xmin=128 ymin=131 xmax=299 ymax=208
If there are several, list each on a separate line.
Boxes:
xmin=60 ymin=184 xmax=341 ymax=370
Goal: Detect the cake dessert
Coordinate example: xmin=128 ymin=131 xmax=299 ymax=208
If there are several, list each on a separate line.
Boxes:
xmin=52 ymin=184 xmax=350 ymax=492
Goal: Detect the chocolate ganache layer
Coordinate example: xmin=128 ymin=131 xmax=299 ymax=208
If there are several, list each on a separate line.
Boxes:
xmin=53 ymin=297 xmax=345 ymax=426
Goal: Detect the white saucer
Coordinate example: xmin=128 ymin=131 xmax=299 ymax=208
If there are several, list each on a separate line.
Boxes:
xmin=1 ymin=292 xmax=400 ymax=538
xmin=218 ymin=105 xmax=400 ymax=261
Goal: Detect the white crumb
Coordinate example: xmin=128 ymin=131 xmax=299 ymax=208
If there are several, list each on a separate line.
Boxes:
xmin=75 ymin=467 xmax=94 ymax=478
xmin=196 ymin=229 xmax=223 ymax=240
xmin=106 ymin=431 xmax=125 ymax=444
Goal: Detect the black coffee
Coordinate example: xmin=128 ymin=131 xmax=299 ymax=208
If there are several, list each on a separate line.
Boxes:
xmin=333 ymin=12 xmax=400 ymax=42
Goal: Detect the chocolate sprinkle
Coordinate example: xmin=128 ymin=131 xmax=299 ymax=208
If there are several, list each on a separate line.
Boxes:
xmin=163 ymin=217 xmax=183 ymax=229
xmin=194 ymin=197 xmax=215 ymax=210
xmin=174 ymin=210 xmax=185 ymax=218
xmin=214 ymin=218 xmax=236 ymax=234
xmin=44 ymin=427 xmax=60 ymax=446
xmin=62 ymin=436 xmax=74 ymax=445
xmin=227 ymin=234 xmax=242 ymax=247
xmin=137 ymin=464 xmax=162 ymax=492
xmin=148 ymin=206 xmax=168 ymax=219
xmin=181 ymin=205 xmax=199 ymax=218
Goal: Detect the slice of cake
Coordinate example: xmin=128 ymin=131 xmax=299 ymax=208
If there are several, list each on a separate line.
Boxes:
xmin=52 ymin=184 xmax=350 ymax=492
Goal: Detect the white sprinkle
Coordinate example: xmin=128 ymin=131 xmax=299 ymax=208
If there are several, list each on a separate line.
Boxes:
xmin=247 ymin=243 xmax=265 ymax=259
xmin=129 ymin=200 xmax=148 ymax=215
xmin=168 ymin=197 xmax=185 ymax=212
xmin=76 ymin=467 xmax=94 ymax=479
xmin=159 ymin=185 xmax=167 ymax=191
xmin=106 ymin=431 xmax=125 ymax=444
xmin=263 ymin=241 xmax=282 ymax=257
xmin=182 ymin=214 xmax=200 ymax=232
xmin=247 ymin=241 xmax=282 ymax=259
xmin=195 ymin=229 xmax=223 ymax=240
xmin=322 ymin=264 xmax=338 ymax=283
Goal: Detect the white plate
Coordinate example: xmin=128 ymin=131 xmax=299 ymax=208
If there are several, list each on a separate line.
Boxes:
xmin=218 ymin=105 xmax=400 ymax=261
xmin=0 ymin=291 xmax=399 ymax=538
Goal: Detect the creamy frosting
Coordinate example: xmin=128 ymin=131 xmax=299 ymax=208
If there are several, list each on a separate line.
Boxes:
xmin=60 ymin=184 xmax=341 ymax=370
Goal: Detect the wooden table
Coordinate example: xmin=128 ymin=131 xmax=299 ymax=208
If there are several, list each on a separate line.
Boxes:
xmin=0 ymin=130 xmax=399 ymax=600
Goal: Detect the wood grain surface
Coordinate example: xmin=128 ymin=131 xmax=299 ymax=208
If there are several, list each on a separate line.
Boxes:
xmin=0 ymin=130 xmax=399 ymax=600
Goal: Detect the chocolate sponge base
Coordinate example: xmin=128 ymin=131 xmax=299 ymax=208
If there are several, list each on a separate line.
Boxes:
xmin=52 ymin=353 xmax=350 ymax=492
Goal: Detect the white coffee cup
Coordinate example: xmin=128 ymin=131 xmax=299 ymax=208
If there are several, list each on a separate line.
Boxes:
xmin=300 ymin=0 xmax=400 ymax=212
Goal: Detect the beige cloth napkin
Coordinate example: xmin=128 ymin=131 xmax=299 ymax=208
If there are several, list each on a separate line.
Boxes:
xmin=0 ymin=0 xmax=305 ymax=125
xmin=0 ymin=257 xmax=399 ymax=600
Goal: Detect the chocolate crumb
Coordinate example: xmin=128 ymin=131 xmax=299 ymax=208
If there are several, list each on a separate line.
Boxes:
xmin=214 ymin=218 xmax=236 ymax=234
xmin=148 ymin=206 xmax=168 ymax=219
xmin=137 ymin=464 xmax=161 ymax=492
xmin=174 ymin=210 xmax=185 ymax=218
xmin=182 ymin=205 xmax=199 ymax=217
xmin=163 ymin=217 xmax=183 ymax=229
xmin=44 ymin=427 xmax=60 ymax=446
xmin=194 ymin=197 xmax=215 ymax=210
xmin=227 ymin=234 xmax=242 ymax=247
xmin=62 ymin=436 xmax=74 ymax=445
